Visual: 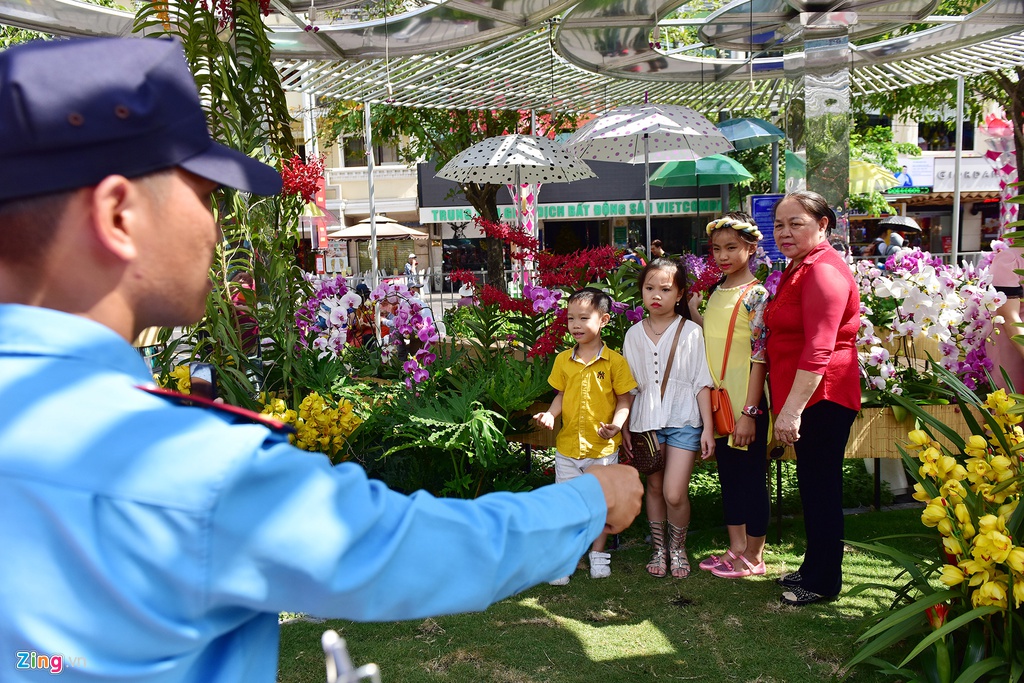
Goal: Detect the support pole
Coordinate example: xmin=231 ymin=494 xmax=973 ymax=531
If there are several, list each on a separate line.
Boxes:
xmin=771 ymin=141 xmax=780 ymax=194
xmin=644 ymin=133 xmax=651 ymax=257
xmin=951 ymin=76 xmax=965 ymax=265
xmin=364 ymin=101 xmax=378 ymax=290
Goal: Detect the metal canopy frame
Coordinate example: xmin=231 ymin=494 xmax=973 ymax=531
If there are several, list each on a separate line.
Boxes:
xmin=0 ymin=0 xmax=1022 ymax=112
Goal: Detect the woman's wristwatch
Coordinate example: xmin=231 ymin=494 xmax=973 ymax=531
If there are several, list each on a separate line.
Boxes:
xmin=741 ymin=405 xmax=763 ymax=417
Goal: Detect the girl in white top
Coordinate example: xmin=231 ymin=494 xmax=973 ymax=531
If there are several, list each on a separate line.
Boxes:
xmin=623 ymin=258 xmax=715 ymax=578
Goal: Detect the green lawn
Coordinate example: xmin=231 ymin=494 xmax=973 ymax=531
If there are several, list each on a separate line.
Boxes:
xmin=278 ymin=507 xmax=928 ymax=682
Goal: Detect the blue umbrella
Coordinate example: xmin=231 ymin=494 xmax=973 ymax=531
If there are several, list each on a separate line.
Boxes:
xmin=719 ymin=117 xmax=786 ymax=193
xmin=716 ymin=118 xmax=786 ymax=151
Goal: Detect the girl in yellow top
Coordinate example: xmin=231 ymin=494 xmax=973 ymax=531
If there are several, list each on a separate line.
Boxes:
xmin=688 ymin=213 xmax=771 ymax=579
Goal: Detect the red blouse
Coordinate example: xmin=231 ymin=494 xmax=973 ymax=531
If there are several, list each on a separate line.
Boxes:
xmin=765 ymin=240 xmax=861 ymax=414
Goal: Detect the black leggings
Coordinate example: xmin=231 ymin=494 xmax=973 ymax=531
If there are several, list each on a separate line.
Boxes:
xmin=794 ymin=400 xmax=857 ymax=597
xmin=716 ymin=405 xmax=770 ymax=537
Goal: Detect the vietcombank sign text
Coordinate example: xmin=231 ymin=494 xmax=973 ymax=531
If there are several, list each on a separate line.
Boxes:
xmin=420 ymin=198 xmax=722 ymax=224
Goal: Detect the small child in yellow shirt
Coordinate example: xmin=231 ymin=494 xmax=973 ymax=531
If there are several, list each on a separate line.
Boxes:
xmin=534 ymin=288 xmax=637 ymax=582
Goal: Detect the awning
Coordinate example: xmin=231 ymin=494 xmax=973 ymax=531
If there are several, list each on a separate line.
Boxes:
xmin=893 ymin=191 xmax=1002 ymax=206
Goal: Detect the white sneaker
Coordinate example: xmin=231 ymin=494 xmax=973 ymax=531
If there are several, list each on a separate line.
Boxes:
xmin=548 ymin=575 xmax=571 ymax=586
xmin=589 ymin=551 xmax=611 ymax=579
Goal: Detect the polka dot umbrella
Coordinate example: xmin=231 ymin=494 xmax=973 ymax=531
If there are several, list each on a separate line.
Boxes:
xmin=437 ymin=134 xmax=596 ymax=185
xmin=564 ymin=103 xmax=734 ymax=256
xmin=437 ymin=134 xmax=596 ymax=234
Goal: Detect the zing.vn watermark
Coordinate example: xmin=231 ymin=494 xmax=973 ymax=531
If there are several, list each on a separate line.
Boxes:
xmin=15 ymin=651 xmax=86 ymax=675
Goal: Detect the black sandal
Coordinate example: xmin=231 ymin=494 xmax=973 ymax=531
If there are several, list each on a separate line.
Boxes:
xmin=776 ymin=571 xmax=803 ymax=588
xmin=781 ymin=586 xmax=836 ymax=606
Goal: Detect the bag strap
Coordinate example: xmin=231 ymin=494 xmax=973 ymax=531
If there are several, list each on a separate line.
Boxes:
xmin=719 ymin=282 xmax=757 ymax=384
xmin=660 ymin=317 xmax=686 ymax=400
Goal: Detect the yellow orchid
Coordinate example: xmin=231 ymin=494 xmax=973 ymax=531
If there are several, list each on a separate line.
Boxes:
xmin=972 ymin=529 xmax=1013 ymax=564
xmin=167 ymin=365 xmax=191 ymax=393
xmin=863 ymin=390 xmax=1024 ymax=673
xmin=972 ymin=577 xmax=1008 ymax=608
xmin=1006 ymin=546 xmax=1024 ymax=573
xmin=989 ymin=455 xmax=1015 ymax=482
xmin=941 ymin=479 xmax=967 ymax=504
xmin=998 ymin=500 xmax=1019 ymax=518
xmin=939 ymin=564 xmax=966 ymax=586
xmin=962 ymin=558 xmax=995 ymax=584
xmin=921 ymin=499 xmax=948 ymax=527
xmin=965 ymin=434 xmax=989 ymax=457
xmin=919 ymin=461 xmax=939 ymax=479
xmin=954 ymin=503 xmax=971 ymax=525
xmin=966 ymin=457 xmax=994 ymax=486
xmin=935 ymin=455 xmax=962 ymax=480
xmin=907 ymin=429 xmax=932 ymax=448
xmin=919 ymin=446 xmax=941 ymax=464
xmin=985 ymin=389 xmax=1015 ymax=416
xmin=937 ymin=517 xmax=954 ymax=536
xmin=912 ymin=482 xmax=931 ymax=503
xmin=260 ymin=391 xmax=361 ymax=458
xmin=977 ymin=514 xmax=1006 ymax=535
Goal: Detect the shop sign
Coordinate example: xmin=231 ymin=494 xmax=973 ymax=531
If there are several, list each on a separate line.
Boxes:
xmin=420 ymin=198 xmax=722 ymax=224
xmin=932 ymin=156 xmax=1001 ymax=193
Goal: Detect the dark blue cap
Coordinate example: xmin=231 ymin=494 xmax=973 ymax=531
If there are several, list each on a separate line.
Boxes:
xmin=0 ymin=37 xmax=282 ymax=201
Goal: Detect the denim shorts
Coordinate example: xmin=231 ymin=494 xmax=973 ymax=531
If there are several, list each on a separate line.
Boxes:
xmin=657 ymin=425 xmax=702 ymax=452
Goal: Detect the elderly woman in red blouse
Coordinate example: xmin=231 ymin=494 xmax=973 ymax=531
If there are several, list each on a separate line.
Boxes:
xmin=765 ymin=191 xmax=861 ymax=607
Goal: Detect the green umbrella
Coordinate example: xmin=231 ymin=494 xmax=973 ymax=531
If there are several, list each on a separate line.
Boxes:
xmin=649 ymin=154 xmax=753 ymax=187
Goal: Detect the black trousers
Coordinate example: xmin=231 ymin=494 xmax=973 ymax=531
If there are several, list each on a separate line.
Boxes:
xmin=716 ymin=405 xmax=770 ymax=537
xmin=794 ymin=400 xmax=857 ymax=597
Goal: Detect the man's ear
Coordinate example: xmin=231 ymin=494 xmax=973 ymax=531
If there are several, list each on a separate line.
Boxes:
xmin=89 ymin=175 xmax=140 ymax=263
xmin=600 ymin=312 xmax=611 ymax=327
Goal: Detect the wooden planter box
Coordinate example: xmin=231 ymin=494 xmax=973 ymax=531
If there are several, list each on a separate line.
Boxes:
xmin=771 ymin=403 xmax=970 ymax=461
xmin=845 ymin=404 xmax=969 ymax=459
xmin=506 ymin=401 xmax=559 ymax=450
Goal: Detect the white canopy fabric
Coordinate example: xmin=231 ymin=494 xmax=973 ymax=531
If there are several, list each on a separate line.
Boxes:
xmin=1 ymin=0 xmax=1022 ymax=113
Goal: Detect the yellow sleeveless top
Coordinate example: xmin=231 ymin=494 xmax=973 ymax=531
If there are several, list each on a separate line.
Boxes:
xmin=703 ymin=283 xmax=757 ymax=449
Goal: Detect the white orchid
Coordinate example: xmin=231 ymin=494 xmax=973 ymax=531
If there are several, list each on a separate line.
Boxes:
xmin=854 ymin=246 xmax=1004 ymax=397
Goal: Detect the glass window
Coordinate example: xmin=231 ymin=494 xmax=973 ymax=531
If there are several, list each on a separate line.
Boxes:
xmin=918 ymin=121 xmax=974 ymax=151
xmin=342 ymin=137 xmax=401 ymax=167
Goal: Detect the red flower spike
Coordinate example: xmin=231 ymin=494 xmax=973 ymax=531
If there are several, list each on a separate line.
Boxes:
xmin=473 ymin=216 xmax=540 ymax=256
xmin=281 ymin=154 xmax=325 ymax=203
xmin=925 ymin=603 xmax=949 ymax=630
xmin=449 ymin=269 xmax=477 ymax=286
xmin=536 ymin=246 xmax=619 ymax=290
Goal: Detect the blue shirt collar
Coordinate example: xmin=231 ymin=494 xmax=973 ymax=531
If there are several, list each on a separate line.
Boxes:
xmin=0 ymin=304 xmax=154 ymax=381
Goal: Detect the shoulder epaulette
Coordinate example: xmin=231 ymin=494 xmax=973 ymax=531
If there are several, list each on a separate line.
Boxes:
xmin=136 ymin=385 xmax=297 ymax=435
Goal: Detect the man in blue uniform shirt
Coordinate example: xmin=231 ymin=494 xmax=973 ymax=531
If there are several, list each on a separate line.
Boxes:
xmin=0 ymin=37 xmax=643 ymax=682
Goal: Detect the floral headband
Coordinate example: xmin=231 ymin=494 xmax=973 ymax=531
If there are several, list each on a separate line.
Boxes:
xmin=705 ymin=217 xmax=762 ymax=241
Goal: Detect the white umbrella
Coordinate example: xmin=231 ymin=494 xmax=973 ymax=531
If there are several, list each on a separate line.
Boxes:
xmin=437 ymin=134 xmax=595 ymax=233
xmin=437 ymin=134 xmax=596 ymax=185
xmin=356 ymin=214 xmax=400 ymax=225
xmin=328 ymin=223 xmax=428 ymax=240
xmin=564 ymin=104 xmax=733 ymax=254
